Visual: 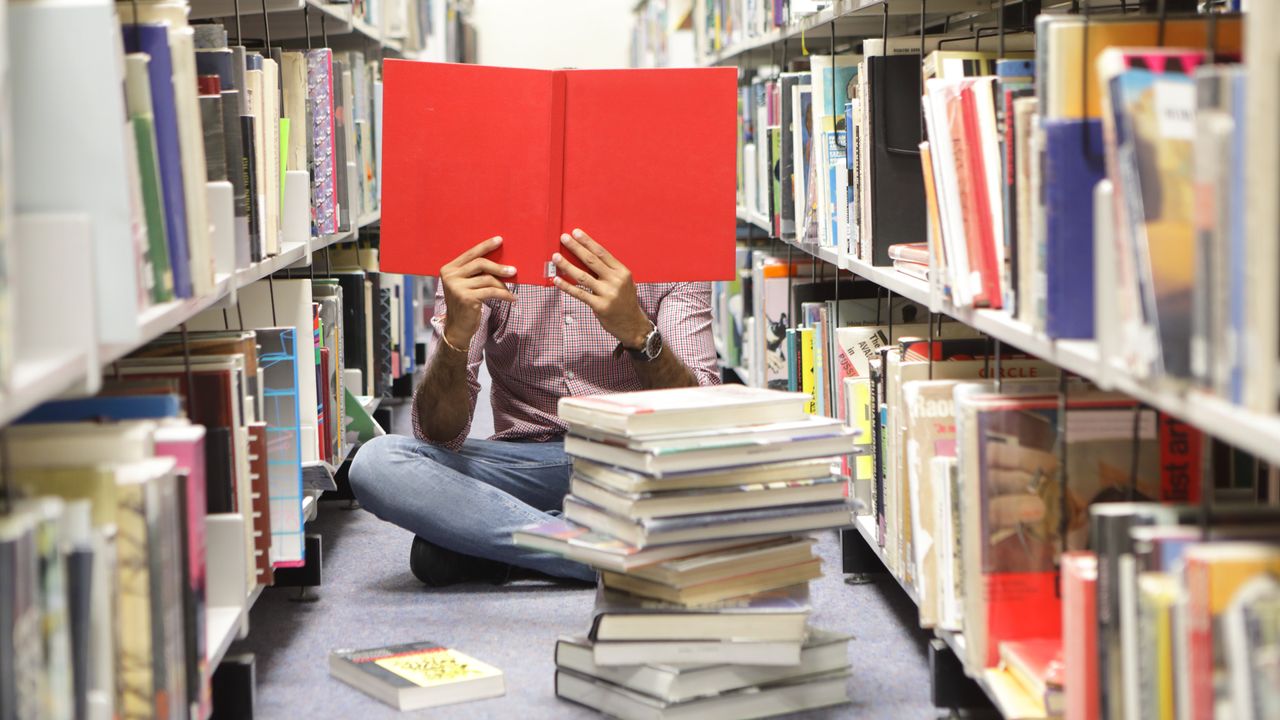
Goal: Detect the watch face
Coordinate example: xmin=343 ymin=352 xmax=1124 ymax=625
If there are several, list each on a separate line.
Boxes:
xmin=644 ymin=328 xmax=663 ymax=358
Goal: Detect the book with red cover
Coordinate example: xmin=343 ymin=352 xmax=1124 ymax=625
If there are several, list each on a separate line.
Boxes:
xmin=1061 ymin=551 xmax=1098 ymax=720
xmin=380 ymin=61 xmax=738 ymax=285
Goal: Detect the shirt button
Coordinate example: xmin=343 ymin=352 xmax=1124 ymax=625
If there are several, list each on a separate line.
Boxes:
xmin=566 ymin=370 xmax=576 ymax=380
xmin=564 ymin=315 xmax=574 ymax=325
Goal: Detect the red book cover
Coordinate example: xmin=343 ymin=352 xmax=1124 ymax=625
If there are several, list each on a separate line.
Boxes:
xmin=944 ymin=87 xmax=990 ymax=307
xmin=1061 ymin=551 xmax=1099 ymax=720
xmin=958 ymin=83 xmax=1002 ymax=309
xmin=380 ymin=61 xmax=738 ymax=285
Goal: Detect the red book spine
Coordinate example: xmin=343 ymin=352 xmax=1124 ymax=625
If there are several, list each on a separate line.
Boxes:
xmin=959 ymin=85 xmax=1002 ymax=309
xmin=1184 ymin=556 xmax=1214 ymax=720
xmin=945 ymin=90 xmax=989 ymax=307
xmin=546 ymin=70 xmax=567 ymax=279
xmin=1062 ymin=551 xmax=1099 ymax=720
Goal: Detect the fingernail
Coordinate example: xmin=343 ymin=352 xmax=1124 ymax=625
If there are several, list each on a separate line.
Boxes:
xmin=492 ymin=236 xmax=503 ymax=244
xmin=552 ymin=253 xmax=563 ymax=263
xmin=572 ymin=229 xmax=585 ymax=238
xmin=503 ymin=266 xmax=515 ymax=275
xmin=552 ymin=277 xmax=562 ymax=285
xmin=561 ymin=233 xmax=572 ymax=242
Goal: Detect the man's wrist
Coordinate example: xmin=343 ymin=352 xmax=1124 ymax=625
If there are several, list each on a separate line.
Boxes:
xmin=441 ymin=320 xmax=472 ymax=354
xmin=619 ymin=309 xmax=654 ymax=351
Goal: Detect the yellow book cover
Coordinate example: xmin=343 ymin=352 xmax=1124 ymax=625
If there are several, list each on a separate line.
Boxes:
xmin=1042 ymin=15 xmax=1242 ymax=119
xmin=330 ymin=641 xmax=504 ymax=711
xmin=800 ymin=327 xmax=816 ymax=414
xmin=1137 ymin=571 xmax=1179 ymax=720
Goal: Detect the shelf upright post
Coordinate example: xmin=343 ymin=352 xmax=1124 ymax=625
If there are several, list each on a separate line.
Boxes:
xmin=1128 ymin=402 xmax=1145 ymax=500
xmin=322 ymin=12 xmax=329 ymax=49
xmin=997 ymin=0 xmax=1006 ymax=58
xmin=181 ymin=322 xmax=200 ymax=420
xmin=306 ymin=3 xmax=312 ymax=50
xmin=927 ymin=311 xmax=935 ymax=380
xmin=919 ymin=0 xmax=927 ymax=142
xmin=1156 ymin=0 xmax=1168 ymax=46
xmin=830 ymin=17 xmax=840 ymax=328
xmin=233 ymin=0 xmax=243 ymax=48
xmin=994 ymin=339 xmax=1002 ymax=392
xmin=1 ymin=429 xmax=11 ymax=513
xmin=1206 ymin=2 xmax=1219 ymax=63
xmin=261 ymin=0 xmax=272 ymax=52
xmin=886 ymin=289 xmax=894 ymax=344
xmin=1058 ymin=370 xmax=1069 ymax=559
xmin=268 ymin=273 xmax=279 ymax=326
xmin=788 ymin=244 xmax=796 ymax=331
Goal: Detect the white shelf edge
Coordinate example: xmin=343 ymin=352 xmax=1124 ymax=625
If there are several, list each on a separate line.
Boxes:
xmin=0 ymin=352 xmax=94 ymax=427
xmin=356 ymin=394 xmax=381 ymax=413
xmin=357 ymin=209 xmax=381 ymax=228
xmin=767 ymin=233 xmax=1280 ymax=468
xmin=206 ymin=583 xmax=264 ymax=673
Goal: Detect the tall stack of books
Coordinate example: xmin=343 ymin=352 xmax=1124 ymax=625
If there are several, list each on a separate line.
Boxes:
xmin=515 ymin=385 xmax=858 ymax=719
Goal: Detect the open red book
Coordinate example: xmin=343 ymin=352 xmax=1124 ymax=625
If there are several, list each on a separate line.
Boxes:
xmin=380 ymin=61 xmax=738 ymax=285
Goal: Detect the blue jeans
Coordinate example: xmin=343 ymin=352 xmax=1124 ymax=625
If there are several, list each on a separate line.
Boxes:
xmin=347 ymin=434 xmax=596 ymax=582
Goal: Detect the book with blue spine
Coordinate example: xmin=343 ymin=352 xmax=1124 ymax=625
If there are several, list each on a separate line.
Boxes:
xmin=122 ymin=24 xmax=193 ymax=299
xmin=17 ymin=395 xmax=182 ymax=424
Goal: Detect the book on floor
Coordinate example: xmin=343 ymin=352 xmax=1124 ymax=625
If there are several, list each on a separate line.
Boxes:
xmin=555 ymin=666 xmax=851 ymax=720
xmin=568 ymin=473 xmax=846 ymax=519
xmin=600 ymin=558 xmax=822 ymax=607
xmin=329 ymin=641 xmax=504 ymax=711
xmin=571 ymin=457 xmax=836 ymax=494
xmin=380 ymin=62 xmax=737 ymax=285
xmin=555 ymin=629 xmax=850 ymax=703
xmin=587 ymin=638 xmax=804 ymax=667
xmin=558 ymin=385 xmax=810 ymax=437
xmin=512 ymin=519 xmax=767 ymax=574
xmin=563 ymin=420 xmax=855 ymax=476
xmin=563 ymin=495 xmax=854 ymax=547
xmin=588 ymin=583 xmax=810 ymax=643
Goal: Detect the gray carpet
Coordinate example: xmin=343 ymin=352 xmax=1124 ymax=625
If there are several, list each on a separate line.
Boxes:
xmin=232 ymin=505 xmax=938 ymax=719
xmin=231 ymin=370 xmax=939 ymax=718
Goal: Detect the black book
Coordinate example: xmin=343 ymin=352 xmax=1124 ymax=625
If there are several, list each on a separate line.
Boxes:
xmin=240 ymin=115 xmax=262 ymax=262
xmin=332 ymin=59 xmax=351 ymax=232
xmin=375 ymin=286 xmax=393 ymax=397
xmin=205 ymin=427 xmax=236 ymax=514
xmin=334 ymin=272 xmax=370 ymax=389
xmin=199 ymin=93 xmax=227 ymax=182
xmin=867 ymin=55 xmax=926 ymax=266
xmin=870 ymin=346 xmax=890 ymax=546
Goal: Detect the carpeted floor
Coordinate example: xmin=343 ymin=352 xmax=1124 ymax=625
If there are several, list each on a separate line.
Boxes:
xmin=234 ymin=507 xmax=939 ymax=719
xmin=231 ymin=368 xmax=941 ymax=718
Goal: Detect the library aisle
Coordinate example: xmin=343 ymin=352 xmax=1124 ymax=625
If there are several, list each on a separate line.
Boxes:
xmin=236 ymin=445 xmax=936 ymax=719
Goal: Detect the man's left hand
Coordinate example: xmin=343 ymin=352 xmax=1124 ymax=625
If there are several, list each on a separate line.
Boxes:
xmin=552 ymin=228 xmax=652 ymax=350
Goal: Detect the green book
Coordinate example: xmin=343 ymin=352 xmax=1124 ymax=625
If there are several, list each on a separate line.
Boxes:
xmin=124 ymin=54 xmax=174 ymax=303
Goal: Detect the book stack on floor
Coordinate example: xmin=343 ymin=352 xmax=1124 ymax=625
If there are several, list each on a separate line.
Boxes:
xmin=515 ymin=385 xmax=858 ymax=719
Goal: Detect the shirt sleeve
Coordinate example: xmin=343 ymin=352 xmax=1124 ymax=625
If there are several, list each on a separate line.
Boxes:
xmin=410 ymin=283 xmax=488 ymax=449
xmin=655 ymin=282 xmax=721 ymax=387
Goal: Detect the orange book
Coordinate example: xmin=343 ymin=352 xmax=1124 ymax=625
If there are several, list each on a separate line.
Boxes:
xmin=380 ymin=61 xmax=739 ymax=285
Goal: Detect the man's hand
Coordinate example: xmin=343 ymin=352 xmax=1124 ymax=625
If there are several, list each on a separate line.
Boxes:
xmin=552 ymin=228 xmax=652 ymax=349
xmin=440 ymin=236 xmax=517 ymax=350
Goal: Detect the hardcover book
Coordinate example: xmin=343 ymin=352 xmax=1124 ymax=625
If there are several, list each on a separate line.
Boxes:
xmin=329 ymin=641 xmax=504 ymax=711
xmin=380 ymin=62 xmax=737 ymax=284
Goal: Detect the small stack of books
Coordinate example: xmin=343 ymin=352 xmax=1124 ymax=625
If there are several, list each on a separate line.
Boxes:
xmin=515 ymin=385 xmax=857 ymax=719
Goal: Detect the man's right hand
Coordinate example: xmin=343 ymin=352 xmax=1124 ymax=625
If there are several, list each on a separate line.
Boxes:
xmin=439 ymin=236 xmax=517 ymax=350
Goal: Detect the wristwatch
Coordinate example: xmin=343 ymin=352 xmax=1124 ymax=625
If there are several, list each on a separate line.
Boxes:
xmin=614 ymin=322 xmax=663 ymax=363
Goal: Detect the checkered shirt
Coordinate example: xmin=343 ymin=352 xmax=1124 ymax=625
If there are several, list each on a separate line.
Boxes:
xmin=413 ymin=283 xmax=721 ymax=449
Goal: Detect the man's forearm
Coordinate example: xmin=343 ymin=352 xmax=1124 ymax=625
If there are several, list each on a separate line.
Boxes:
xmin=414 ymin=343 xmax=472 ymax=442
xmin=631 ymin=347 xmax=699 ymax=390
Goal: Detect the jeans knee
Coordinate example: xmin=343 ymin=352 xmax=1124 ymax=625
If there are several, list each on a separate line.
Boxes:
xmin=347 ymin=434 xmax=402 ymax=512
